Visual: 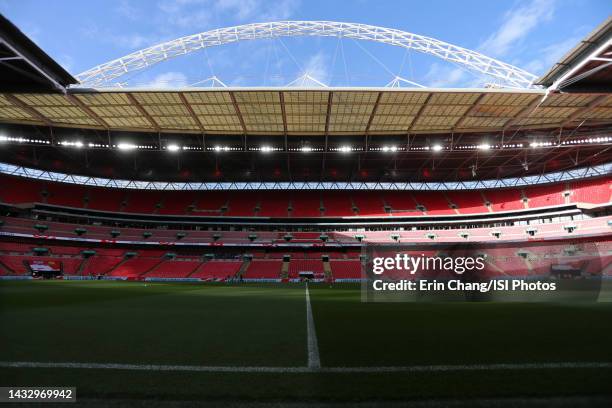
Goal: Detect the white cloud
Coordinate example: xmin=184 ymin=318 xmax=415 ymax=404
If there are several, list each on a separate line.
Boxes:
xmin=81 ymin=24 xmax=160 ymax=51
xmin=157 ymin=0 xmax=208 ymax=14
xmin=524 ymin=35 xmax=581 ymax=74
xmin=115 ymin=0 xmax=141 ymax=20
xmin=214 ymin=0 xmax=259 ymax=20
xmin=425 ymin=63 xmax=467 ymax=88
xmin=291 ymin=52 xmax=329 ymax=86
xmin=143 ymin=72 xmax=189 ymax=88
xmin=257 ymin=0 xmax=301 ymax=21
xmin=156 ymin=0 xmax=300 ymax=30
xmin=117 ymin=34 xmax=160 ymax=49
xmin=213 ymin=0 xmax=301 ymax=21
xmin=480 ymin=0 xmax=556 ymax=57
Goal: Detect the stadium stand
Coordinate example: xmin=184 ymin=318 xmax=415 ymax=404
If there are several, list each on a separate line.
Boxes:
xmin=258 ymin=193 xmax=289 ymax=217
xmin=351 ymin=192 xmax=386 ymax=216
xmin=45 ymin=182 xmax=86 ymax=208
xmin=382 ymin=191 xmax=420 ymax=215
xmin=144 ymin=259 xmax=201 ymax=278
xmin=330 ymin=260 xmax=361 ymax=279
xmin=86 ymin=188 xmax=126 ymax=212
xmin=190 ymin=260 xmax=242 ymax=280
xmin=191 ymin=192 xmax=226 ymax=215
xmin=0 ymin=255 xmax=82 ymax=275
xmin=81 ymin=256 xmax=123 ymax=276
xmin=2 ymin=215 xmax=610 ymax=244
xmin=108 ymin=257 xmax=162 ymax=278
xmin=446 ymin=191 xmax=488 ymax=214
xmin=525 ymin=184 xmax=566 ymax=208
xmin=243 ymin=260 xmax=282 ymax=279
xmin=323 ymin=192 xmax=354 ymax=216
xmin=1 ymin=175 xmax=610 ymax=217
xmin=289 ymin=192 xmax=322 ymax=217
xmin=409 ymin=192 xmax=451 ymax=215
xmin=288 ymin=259 xmax=324 ymax=278
xmin=225 ymin=192 xmax=256 ymax=216
xmin=483 ymin=188 xmax=524 ymax=212
xmin=158 ymin=191 xmax=199 ymax=215
xmin=571 ymin=178 xmax=612 ymax=204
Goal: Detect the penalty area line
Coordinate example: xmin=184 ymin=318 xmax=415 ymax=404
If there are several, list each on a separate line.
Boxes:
xmin=1 ymin=361 xmax=611 ymax=374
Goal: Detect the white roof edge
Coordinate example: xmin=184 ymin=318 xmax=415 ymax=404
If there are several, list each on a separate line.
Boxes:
xmin=68 ymin=86 xmax=547 ymax=94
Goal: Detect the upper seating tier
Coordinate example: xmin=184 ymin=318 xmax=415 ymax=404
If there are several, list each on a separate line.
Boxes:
xmin=0 ymin=175 xmax=609 ymax=218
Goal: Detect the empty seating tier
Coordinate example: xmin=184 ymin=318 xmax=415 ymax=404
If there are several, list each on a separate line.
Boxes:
xmin=0 ymin=175 xmax=609 ymax=219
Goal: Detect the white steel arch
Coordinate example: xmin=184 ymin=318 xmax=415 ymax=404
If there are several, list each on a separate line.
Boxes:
xmin=75 ymin=21 xmax=538 ymax=89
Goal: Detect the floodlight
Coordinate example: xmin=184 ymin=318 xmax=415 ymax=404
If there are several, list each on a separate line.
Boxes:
xmin=117 ymin=143 xmax=137 ymax=151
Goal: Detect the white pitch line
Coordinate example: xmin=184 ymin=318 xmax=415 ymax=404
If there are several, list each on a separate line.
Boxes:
xmin=305 ymin=283 xmax=321 ymax=369
xmin=1 ymin=361 xmax=611 ymax=373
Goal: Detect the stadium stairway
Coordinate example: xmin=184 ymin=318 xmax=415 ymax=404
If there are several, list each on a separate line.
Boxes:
xmin=75 ymin=257 xmax=88 ymax=276
xmin=520 ymin=189 xmax=529 ymax=209
xmin=186 ymin=260 xmax=207 ymax=278
xmin=0 ymin=259 xmax=13 ymax=275
xmin=480 ymin=192 xmax=493 ymax=212
xmin=104 ymin=257 xmax=130 ymax=276
xmin=323 ymin=259 xmax=332 ymax=281
xmin=483 ymin=257 xmax=506 ymax=276
xmin=138 ymin=259 xmax=168 ymax=278
xmin=442 ymin=191 xmax=461 ymax=215
xmin=281 ymin=258 xmax=290 ymax=280
xmin=236 ymin=259 xmax=250 ymax=280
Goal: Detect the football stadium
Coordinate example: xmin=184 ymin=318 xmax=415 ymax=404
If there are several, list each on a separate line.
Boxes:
xmin=0 ymin=2 xmax=611 ymax=406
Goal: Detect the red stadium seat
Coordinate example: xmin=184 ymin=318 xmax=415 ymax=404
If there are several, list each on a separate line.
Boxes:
xmin=190 ymin=260 xmax=242 ymax=280
xmin=330 ymin=260 xmax=361 ymax=279
xmin=243 ymin=260 xmax=282 ymax=279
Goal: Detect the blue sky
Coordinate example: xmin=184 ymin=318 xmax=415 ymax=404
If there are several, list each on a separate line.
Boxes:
xmin=0 ymin=0 xmax=609 ymax=87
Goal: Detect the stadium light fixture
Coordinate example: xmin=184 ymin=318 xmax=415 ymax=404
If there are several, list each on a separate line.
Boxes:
xmin=166 ymin=144 xmax=180 ymax=152
xmin=432 ymin=144 xmax=443 ymax=152
xmin=339 ymin=146 xmax=352 ymax=153
xmin=260 ymin=146 xmax=273 ymax=153
xmin=301 ymin=146 xmax=313 ymax=153
xmin=117 ymin=143 xmax=137 ymax=151
xmin=59 ymin=141 xmax=84 ymax=148
xmin=382 ymin=145 xmax=398 ymax=152
xmin=477 ymin=143 xmax=491 ymax=151
xmin=531 ymin=141 xmax=555 ymax=148
xmin=0 ymin=135 xmax=35 ymax=144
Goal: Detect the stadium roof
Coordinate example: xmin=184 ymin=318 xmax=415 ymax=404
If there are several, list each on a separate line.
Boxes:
xmin=0 ymin=13 xmax=76 ymax=92
xmin=536 ymin=16 xmax=612 ymax=92
xmin=0 ymin=15 xmax=609 ymax=184
xmin=0 ymin=88 xmax=610 ymax=136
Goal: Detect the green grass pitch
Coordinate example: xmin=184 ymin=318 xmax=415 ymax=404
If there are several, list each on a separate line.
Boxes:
xmin=1 ymin=280 xmax=612 ymax=405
